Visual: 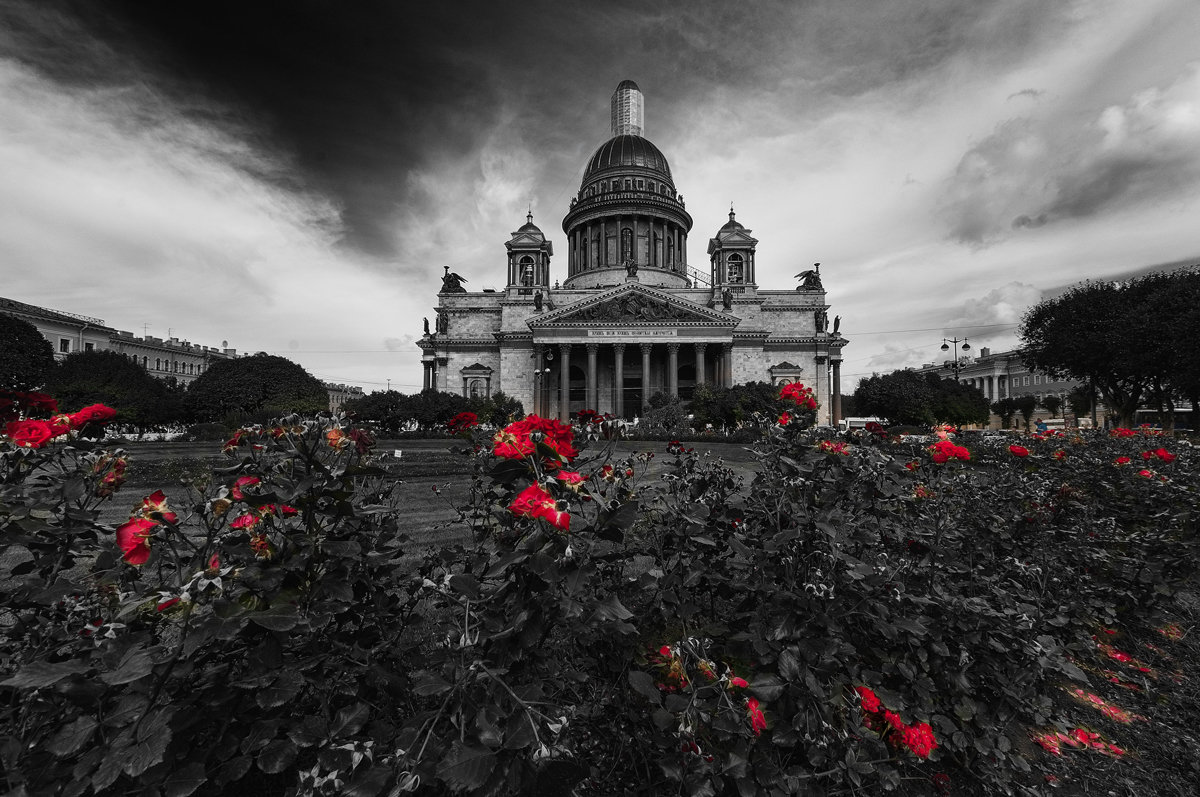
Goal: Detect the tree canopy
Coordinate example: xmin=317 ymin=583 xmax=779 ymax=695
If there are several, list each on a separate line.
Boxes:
xmin=43 ymin=350 xmax=183 ymax=428
xmin=0 ymin=314 xmax=56 ymax=391
xmin=689 ymin=381 xmax=791 ymax=430
xmin=855 ymin=370 xmax=990 ymax=428
xmin=342 ymin=389 xmax=524 ymax=434
xmin=1020 ymin=268 xmax=1200 ymax=428
xmin=185 ymin=353 xmax=328 ymax=423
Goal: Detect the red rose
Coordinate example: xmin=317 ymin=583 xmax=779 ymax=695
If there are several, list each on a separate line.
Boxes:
xmin=5 ymin=419 xmax=55 ymax=449
xmin=1009 ymin=445 xmax=1029 ymax=457
xmin=68 ymin=404 xmax=117 ymax=428
xmin=231 ymin=476 xmax=261 ymax=500
xmin=116 ymin=518 xmax=156 ymax=565
xmin=2 ymin=420 xmax=39 ymax=446
xmin=902 ymin=722 xmax=938 ymax=758
xmin=855 ymin=686 xmax=882 ymax=713
xmin=746 ymin=697 xmax=767 ymax=736
xmin=509 ymin=483 xmax=570 ymax=530
xmin=447 ymin=411 xmax=478 ymax=434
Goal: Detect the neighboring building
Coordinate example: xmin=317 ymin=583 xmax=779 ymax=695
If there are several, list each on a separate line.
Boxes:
xmin=107 ymin=331 xmax=238 ymax=386
xmin=2 ymin=296 xmax=238 ymax=385
xmin=326 ymin=383 xmax=364 ymax=412
xmin=915 ymin=347 xmax=1090 ymax=425
xmin=417 ymin=81 xmax=848 ymax=424
xmin=0 ymin=296 xmax=114 ymax=360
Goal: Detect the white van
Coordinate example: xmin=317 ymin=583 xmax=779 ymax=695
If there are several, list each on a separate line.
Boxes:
xmin=838 ymin=416 xmax=886 ymax=433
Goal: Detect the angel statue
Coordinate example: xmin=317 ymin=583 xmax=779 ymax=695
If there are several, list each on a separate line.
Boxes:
xmin=794 ymin=263 xmax=823 ymax=291
xmin=440 ymin=265 xmax=468 ymax=293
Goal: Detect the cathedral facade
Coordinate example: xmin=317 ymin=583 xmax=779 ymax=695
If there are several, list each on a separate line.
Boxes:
xmin=417 ymin=81 xmax=847 ymax=425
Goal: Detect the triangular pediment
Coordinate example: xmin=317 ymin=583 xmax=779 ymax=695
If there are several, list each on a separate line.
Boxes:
xmin=506 ymin=233 xmax=545 ymax=247
xmin=530 ymin=282 xmax=737 ymax=328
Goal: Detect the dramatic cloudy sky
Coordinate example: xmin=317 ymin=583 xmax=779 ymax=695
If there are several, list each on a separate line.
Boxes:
xmin=3 ymin=0 xmax=1198 ymax=393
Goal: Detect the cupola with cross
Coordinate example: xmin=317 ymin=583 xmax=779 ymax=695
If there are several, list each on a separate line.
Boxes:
xmin=505 ymin=211 xmax=553 ymax=295
xmin=707 ymin=204 xmax=758 ymax=290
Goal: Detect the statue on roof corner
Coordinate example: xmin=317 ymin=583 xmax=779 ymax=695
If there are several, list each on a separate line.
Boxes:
xmin=623 ymin=259 xmax=638 ymax=278
xmin=833 ymin=315 xmax=841 ymax=335
xmin=423 ymin=317 xmax=430 ymax=336
xmin=722 ymin=288 xmax=733 ymax=311
xmin=441 ymin=265 xmax=468 ymax=293
xmin=795 ymin=262 xmax=823 ymax=291
xmin=534 ymin=290 xmax=544 ymax=311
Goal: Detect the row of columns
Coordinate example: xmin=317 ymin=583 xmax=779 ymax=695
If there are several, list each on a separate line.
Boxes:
xmin=568 ymin=215 xmax=686 ymax=274
xmin=534 ymin=341 xmax=733 ymax=421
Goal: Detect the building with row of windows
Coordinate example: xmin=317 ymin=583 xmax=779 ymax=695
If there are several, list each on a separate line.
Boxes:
xmin=2 ymin=296 xmax=361 ymax=410
xmin=418 ymin=81 xmax=848 ymax=424
xmin=915 ymin=346 xmax=1090 ymax=424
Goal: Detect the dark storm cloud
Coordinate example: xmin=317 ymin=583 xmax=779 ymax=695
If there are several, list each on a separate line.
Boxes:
xmin=943 ymin=62 xmax=1200 ymax=246
xmin=5 ymin=0 xmax=1079 ymax=263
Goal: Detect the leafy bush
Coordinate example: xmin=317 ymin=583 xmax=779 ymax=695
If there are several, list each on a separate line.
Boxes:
xmin=2 ymin=386 xmax=1198 ymax=796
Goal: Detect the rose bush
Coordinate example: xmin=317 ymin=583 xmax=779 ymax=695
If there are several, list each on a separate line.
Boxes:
xmin=2 ymin=384 xmax=1198 ymax=796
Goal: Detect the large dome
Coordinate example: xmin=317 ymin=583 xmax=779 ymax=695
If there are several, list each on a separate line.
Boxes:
xmin=582 ymin=135 xmax=673 ymax=183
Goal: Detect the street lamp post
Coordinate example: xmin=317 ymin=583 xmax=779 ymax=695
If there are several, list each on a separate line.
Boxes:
xmin=940 ymin=337 xmax=971 ymax=382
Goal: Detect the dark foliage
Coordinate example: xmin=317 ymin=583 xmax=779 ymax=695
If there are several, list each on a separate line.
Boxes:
xmin=0 ymin=314 xmax=55 ymax=391
xmin=185 ymin=353 xmax=328 ymax=423
xmin=44 ymin=350 xmax=183 ymax=428
xmin=856 ymin=370 xmax=989 ymax=427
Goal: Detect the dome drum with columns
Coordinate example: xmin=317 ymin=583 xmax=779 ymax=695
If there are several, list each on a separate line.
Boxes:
xmin=418 ymin=81 xmax=848 ymax=424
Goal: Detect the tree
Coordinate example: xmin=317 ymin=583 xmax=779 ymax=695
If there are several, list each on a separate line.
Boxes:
xmin=855 ymin=371 xmax=988 ymax=428
xmin=473 ymin=390 xmax=524 ymax=427
xmin=1067 ymin=385 xmax=1095 ymax=421
xmin=689 ymin=381 xmax=787 ymax=430
xmin=400 ymin=390 xmax=474 ymax=429
xmin=1015 ymin=395 xmax=1037 ymax=431
xmin=1040 ymin=394 xmax=1062 ymax=418
xmin=343 ymin=389 xmax=407 ymax=435
xmin=43 ymin=350 xmax=184 ymax=428
xmin=0 ymin=314 xmax=55 ymax=391
xmin=992 ymin=398 xmax=1018 ymax=429
xmin=185 ymin=353 xmax=328 ymax=423
xmin=1020 ymin=268 xmax=1200 ymax=427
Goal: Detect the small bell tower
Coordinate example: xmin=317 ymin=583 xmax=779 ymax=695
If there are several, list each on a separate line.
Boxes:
xmin=707 ymin=204 xmax=758 ymax=290
xmin=505 ymin=211 xmax=554 ymax=295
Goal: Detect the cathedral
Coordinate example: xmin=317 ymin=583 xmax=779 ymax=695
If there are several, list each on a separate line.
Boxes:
xmin=417 ymin=81 xmax=847 ymax=425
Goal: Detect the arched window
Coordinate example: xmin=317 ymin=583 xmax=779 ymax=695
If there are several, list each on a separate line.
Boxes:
xmin=648 ymin=180 xmax=655 ymax=193
xmin=155 ymin=358 xmax=161 ymax=370
xmin=142 ymin=356 xmax=148 ymax=368
xmin=519 ymin=255 xmax=535 ymax=285
xmin=727 ymin=253 xmax=744 ymax=284
xmin=621 ymin=227 xmax=633 ymax=262
xmin=667 ymin=236 xmax=675 ymax=267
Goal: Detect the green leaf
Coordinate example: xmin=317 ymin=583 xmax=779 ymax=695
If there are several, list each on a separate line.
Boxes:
xmin=255 ymin=677 xmax=303 ymax=709
xmin=2 ymin=659 xmax=86 ymax=688
xmin=436 ymin=742 xmax=496 ymax=791
xmin=592 ymin=594 xmax=634 ymax=622
xmin=47 ymin=716 xmax=98 ymax=758
xmin=597 ymin=500 xmax=639 ymax=542
xmin=750 ymin=673 xmax=785 ymax=701
xmin=100 ymin=645 xmax=156 ymax=686
xmin=249 ymin=603 xmax=299 ymax=631
xmin=777 ymin=648 xmax=802 ymax=681
xmin=163 ymin=762 xmax=207 ymax=797
xmin=412 ymin=672 xmax=452 ymax=697
xmin=330 ymin=702 xmax=370 ymax=738
xmin=627 ymin=670 xmax=662 ymax=706
xmin=448 ymin=573 xmax=481 ymax=599
xmin=257 ymin=739 xmax=297 ymax=774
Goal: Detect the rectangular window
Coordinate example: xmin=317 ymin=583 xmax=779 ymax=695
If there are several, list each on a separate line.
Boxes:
xmin=59 ymin=339 xmax=70 ymax=353
xmin=84 ymin=342 xmax=95 ymax=352
xmin=1034 ymin=374 xmax=1041 ymax=384
xmin=1023 ymin=376 xmax=1030 ymax=386
xmin=1011 ymin=378 xmax=1018 ymax=387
